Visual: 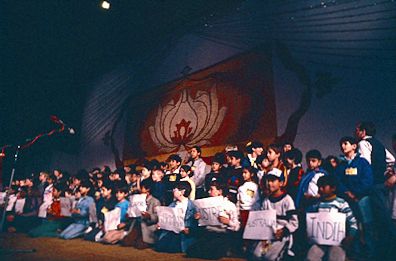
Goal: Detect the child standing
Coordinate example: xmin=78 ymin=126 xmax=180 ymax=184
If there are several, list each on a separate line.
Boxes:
xmin=283 ymin=148 xmax=304 ymax=200
xmin=238 ymin=166 xmax=260 ymax=228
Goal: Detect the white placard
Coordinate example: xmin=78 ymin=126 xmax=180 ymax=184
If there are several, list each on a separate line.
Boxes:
xmin=14 ymin=198 xmax=26 ymax=214
xmin=156 ymin=206 xmax=185 ymax=234
xmin=0 ymin=192 xmax=6 ymax=204
xmin=243 ymin=210 xmax=277 ymax=240
xmin=104 ymin=207 xmax=121 ymax=232
xmin=306 ymin=212 xmax=346 ymax=246
xmin=60 ymin=197 xmax=72 ymax=217
xmin=38 ymin=201 xmax=52 ymax=218
xmin=6 ymin=195 xmax=17 ymax=211
xmin=193 ymin=196 xmax=223 ymax=226
xmin=127 ymin=194 xmax=147 ymax=217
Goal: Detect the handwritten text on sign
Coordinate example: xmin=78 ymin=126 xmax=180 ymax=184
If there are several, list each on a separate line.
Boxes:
xmin=156 ymin=206 xmax=185 ymax=234
xmin=193 ymin=196 xmax=223 ymax=226
xmin=128 ymin=194 xmax=147 ymax=218
xmin=306 ymin=212 xmax=346 ymax=246
xmin=243 ymin=210 xmax=276 ymax=240
xmin=104 ymin=207 xmax=121 ymax=232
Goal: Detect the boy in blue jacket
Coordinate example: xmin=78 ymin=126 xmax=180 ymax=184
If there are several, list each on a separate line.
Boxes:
xmin=335 ymin=136 xmax=374 ymax=258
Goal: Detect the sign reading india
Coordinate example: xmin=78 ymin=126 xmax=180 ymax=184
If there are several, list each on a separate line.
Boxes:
xmin=156 ymin=206 xmax=185 ymax=234
xmin=193 ymin=196 xmax=224 ymax=226
xmin=243 ymin=210 xmax=277 ymax=240
xmin=306 ymin=212 xmax=346 ymax=246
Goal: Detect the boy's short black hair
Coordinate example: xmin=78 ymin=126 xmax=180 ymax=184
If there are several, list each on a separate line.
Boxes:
xmin=283 ymin=148 xmax=303 ymax=164
xmin=267 ymin=144 xmax=282 ymax=154
xmin=140 ymin=178 xmax=153 ymax=192
xmin=175 ymin=181 xmax=192 ymax=197
xmin=209 ymin=181 xmax=227 ymax=196
xmin=356 ymin=121 xmax=376 ymax=136
xmin=168 ymin=154 xmax=182 ymax=163
xmin=80 ymin=180 xmax=92 ymax=189
xmin=339 ymin=136 xmax=357 ymax=146
xmin=306 ymin=149 xmax=322 ymax=160
xmin=180 ymin=165 xmax=191 ymax=173
xmin=246 ymin=141 xmax=264 ymax=153
xmin=317 ymin=175 xmax=338 ymax=188
xmin=227 ymin=150 xmax=244 ymax=160
xmin=101 ymin=180 xmax=114 ymax=191
xmin=212 ymin=152 xmax=225 ymax=165
xmin=192 ymin=146 xmax=202 ymax=154
xmin=114 ymin=186 xmax=129 ymax=194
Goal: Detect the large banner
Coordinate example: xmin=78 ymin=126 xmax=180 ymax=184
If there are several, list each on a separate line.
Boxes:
xmin=123 ymin=48 xmax=276 ymax=162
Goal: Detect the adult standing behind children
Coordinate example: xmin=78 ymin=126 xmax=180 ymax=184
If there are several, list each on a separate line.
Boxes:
xmin=355 ymin=121 xmax=395 ymax=259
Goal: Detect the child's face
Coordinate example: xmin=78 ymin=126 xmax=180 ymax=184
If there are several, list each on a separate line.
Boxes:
xmin=52 ymin=188 xmax=61 ymax=198
xmin=209 ymin=186 xmax=222 ymax=197
xmin=230 ymin=156 xmax=241 ymax=167
xmin=242 ymin=169 xmax=252 ymax=181
xmin=211 ymin=162 xmax=221 ymax=172
xmin=151 ymin=170 xmax=163 ymax=182
xmin=101 ymin=187 xmax=112 ymax=198
xmin=190 ymin=148 xmax=200 ymax=159
xmin=131 ymin=174 xmax=139 ymax=183
xmin=285 ymin=158 xmax=295 ymax=168
xmin=252 ymin=147 xmax=264 ymax=156
xmin=267 ymin=149 xmax=280 ymax=162
xmin=307 ymin=158 xmax=321 ymax=170
xmin=39 ymin=173 xmax=47 ymax=182
xmin=140 ymin=186 xmax=149 ymax=194
xmin=116 ymin=191 xmax=127 ymax=201
xmin=169 ymin=160 xmax=180 ymax=170
xmin=319 ymin=185 xmax=335 ymax=198
xmin=73 ymin=178 xmax=81 ymax=186
xmin=141 ymin=167 xmax=151 ymax=178
xmin=79 ymin=186 xmax=90 ymax=195
xmin=97 ymin=179 xmax=103 ymax=188
xmin=341 ymin=141 xmax=356 ymax=155
xmin=173 ymin=188 xmax=185 ymax=201
xmin=54 ymin=170 xmax=61 ymax=177
xmin=180 ymin=169 xmax=188 ymax=178
xmin=267 ymin=178 xmax=283 ymax=194
xmin=283 ymin=144 xmax=292 ymax=152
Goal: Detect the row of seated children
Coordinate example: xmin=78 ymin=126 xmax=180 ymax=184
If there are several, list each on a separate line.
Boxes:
xmin=1 ymin=134 xmax=393 ymax=260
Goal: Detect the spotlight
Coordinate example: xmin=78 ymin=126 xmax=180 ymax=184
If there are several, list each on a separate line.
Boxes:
xmin=101 ymin=0 xmax=110 ymax=10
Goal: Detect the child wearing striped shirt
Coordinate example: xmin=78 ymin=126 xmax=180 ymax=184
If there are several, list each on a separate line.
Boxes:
xmin=306 ymin=175 xmax=358 ymax=261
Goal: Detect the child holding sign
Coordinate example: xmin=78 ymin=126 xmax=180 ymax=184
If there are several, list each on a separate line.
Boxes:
xmin=250 ymin=168 xmax=299 ymax=260
xmin=187 ymin=181 xmax=240 ymax=259
xmin=59 ymin=180 xmax=94 ymax=239
xmin=306 ymin=175 xmax=358 ymax=261
xmin=156 ymin=181 xmax=198 ymax=253
xmin=101 ymin=186 xmax=130 ymax=244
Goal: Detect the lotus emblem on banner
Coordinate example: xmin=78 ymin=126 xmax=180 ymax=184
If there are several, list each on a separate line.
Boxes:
xmin=148 ymin=87 xmax=227 ymax=152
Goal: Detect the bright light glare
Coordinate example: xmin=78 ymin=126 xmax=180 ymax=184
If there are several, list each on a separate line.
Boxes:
xmin=101 ymin=1 xmax=110 ymax=10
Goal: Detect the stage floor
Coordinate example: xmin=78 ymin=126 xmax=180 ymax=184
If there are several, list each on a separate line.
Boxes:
xmin=0 ymin=233 xmax=243 ymax=261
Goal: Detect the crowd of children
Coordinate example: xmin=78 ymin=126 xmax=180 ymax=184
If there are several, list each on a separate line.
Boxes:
xmin=1 ymin=122 xmax=396 ymax=261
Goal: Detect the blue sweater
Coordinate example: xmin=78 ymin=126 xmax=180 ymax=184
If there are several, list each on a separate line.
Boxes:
xmin=335 ymin=154 xmax=373 ymax=199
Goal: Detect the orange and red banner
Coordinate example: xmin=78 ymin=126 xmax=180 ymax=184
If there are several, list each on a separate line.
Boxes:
xmin=123 ymin=48 xmax=276 ymax=163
